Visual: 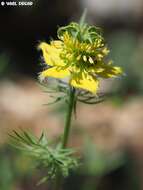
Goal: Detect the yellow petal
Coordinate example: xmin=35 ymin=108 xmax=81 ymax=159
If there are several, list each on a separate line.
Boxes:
xmin=38 ymin=42 xmax=64 ymax=66
xmin=97 ymin=66 xmax=123 ymax=78
xmin=40 ymin=67 xmax=70 ymax=79
xmin=70 ymin=74 xmax=99 ymax=93
xmin=51 ymin=40 xmax=63 ymax=49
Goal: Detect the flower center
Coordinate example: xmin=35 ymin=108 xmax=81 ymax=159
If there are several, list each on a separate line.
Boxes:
xmin=59 ymin=32 xmax=108 ymax=72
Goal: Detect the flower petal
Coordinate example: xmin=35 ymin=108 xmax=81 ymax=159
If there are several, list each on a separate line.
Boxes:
xmin=40 ymin=67 xmax=70 ymax=79
xmin=70 ymin=74 xmax=99 ymax=93
xmin=51 ymin=40 xmax=63 ymax=48
xmin=97 ymin=65 xmax=123 ymax=78
xmin=38 ymin=42 xmax=64 ymax=66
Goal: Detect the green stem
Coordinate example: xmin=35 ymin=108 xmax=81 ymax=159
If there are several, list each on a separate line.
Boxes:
xmin=53 ymin=87 xmax=75 ymax=190
xmin=62 ymin=87 xmax=76 ymax=148
xmin=54 ymin=175 xmax=62 ymax=190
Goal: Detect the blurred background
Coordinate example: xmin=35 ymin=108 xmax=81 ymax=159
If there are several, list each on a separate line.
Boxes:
xmin=0 ymin=0 xmax=143 ymax=189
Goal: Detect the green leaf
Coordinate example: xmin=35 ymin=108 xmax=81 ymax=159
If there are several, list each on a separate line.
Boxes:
xmin=10 ymin=131 xmax=79 ymax=184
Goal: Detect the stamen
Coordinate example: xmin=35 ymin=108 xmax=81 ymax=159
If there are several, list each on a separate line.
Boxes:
xmin=97 ymin=54 xmax=103 ymax=60
xmin=77 ymin=55 xmax=81 ymax=61
xmin=83 ymin=55 xmax=87 ymax=62
xmin=102 ymin=48 xmax=110 ymax=55
xmin=89 ymin=57 xmax=94 ymax=64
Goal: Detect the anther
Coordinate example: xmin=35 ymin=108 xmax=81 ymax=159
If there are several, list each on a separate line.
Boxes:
xmin=83 ymin=55 xmax=87 ymax=62
xmin=89 ymin=57 xmax=94 ymax=64
xmin=77 ymin=55 xmax=81 ymax=61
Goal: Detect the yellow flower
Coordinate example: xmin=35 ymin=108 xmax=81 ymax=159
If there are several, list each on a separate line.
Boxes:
xmin=38 ymin=24 xmax=123 ymax=94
